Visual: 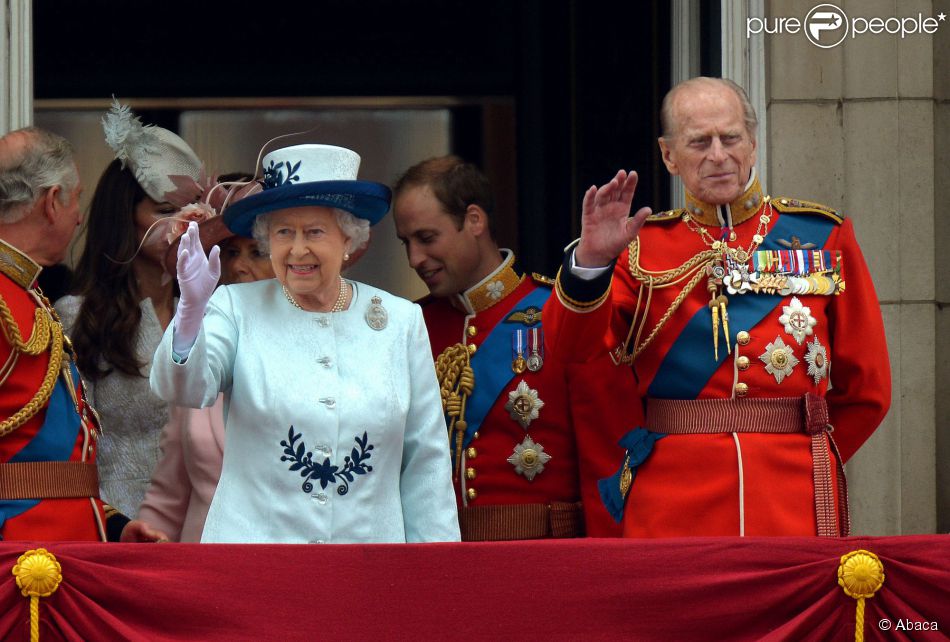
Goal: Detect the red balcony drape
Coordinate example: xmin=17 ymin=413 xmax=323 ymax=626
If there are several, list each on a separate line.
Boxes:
xmin=0 ymin=536 xmax=947 ymax=641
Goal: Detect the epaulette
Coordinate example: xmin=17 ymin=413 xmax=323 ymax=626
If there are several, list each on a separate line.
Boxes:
xmin=644 ymin=208 xmax=683 ymax=223
xmin=531 ymin=272 xmax=555 ymax=287
xmin=772 ymin=197 xmax=844 ymax=224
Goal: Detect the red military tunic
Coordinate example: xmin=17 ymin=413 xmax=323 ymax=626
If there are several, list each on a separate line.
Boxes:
xmin=546 ymin=176 xmax=891 ymax=537
xmin=0 ymin=240 xmax=110 ymax=541
xmin=421 ymin=250 xmax=634 ymax=539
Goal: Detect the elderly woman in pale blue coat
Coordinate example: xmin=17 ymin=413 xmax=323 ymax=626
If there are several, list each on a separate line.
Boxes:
xmin=150 ymin=143 xmax=459 ymax=544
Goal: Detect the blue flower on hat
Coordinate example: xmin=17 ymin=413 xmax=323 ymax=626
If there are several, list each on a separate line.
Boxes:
xmin=263 ymin=160 xmax=301 ymax=190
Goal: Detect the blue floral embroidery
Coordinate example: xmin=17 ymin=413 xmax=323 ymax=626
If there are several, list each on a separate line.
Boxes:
xmin=280 ymin=427 xmax=374 ymax=496
xmin=263 ymin=160 xmax=302 ymax=189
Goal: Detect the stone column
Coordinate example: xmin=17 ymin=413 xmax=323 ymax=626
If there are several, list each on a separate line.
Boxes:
xmin=0 ymin=0 xmax=32 ymax=134
xmin=763 ymin=0 xmax=943 ymax=534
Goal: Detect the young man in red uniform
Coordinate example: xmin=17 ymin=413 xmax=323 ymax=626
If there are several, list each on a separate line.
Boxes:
xmin=546 ymin=77 xmax=891 ymax=537
xmin=0 ymin=127 xmax=164 ymax=542
xmin=392 ymin=156 xmax=634 ymax=539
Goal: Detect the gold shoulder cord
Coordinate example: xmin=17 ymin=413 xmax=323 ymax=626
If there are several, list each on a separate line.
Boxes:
xmin=0 ymin=293 xmax=64 ymax=437
xmin=434 ymin=343 xmax=474 ymax=479
xmin=619 ymin=240 xmax=719 ymax=361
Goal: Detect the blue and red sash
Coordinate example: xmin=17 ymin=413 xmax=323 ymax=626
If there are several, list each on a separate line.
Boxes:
xmin=0 ymin=362 xmax=85 ymax=532
xmin=647 ymin=212 xmax=837 ymax=399
xmin=455 ymin=287 xmax=551 ymax=455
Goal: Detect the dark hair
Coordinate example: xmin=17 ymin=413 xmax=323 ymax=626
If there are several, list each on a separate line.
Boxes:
xmin=69 ymin=159 xmax=148 ymax=380
xmin=392 ymin=155 xmax=497 ymax=238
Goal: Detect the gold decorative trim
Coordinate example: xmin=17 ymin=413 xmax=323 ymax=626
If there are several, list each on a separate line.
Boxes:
xmin=0 ymin=240 xmax=41 ymax=290
xmin=684 ymin=173 xmax=764 ymax=226
xmin=461 ymin=251 xmax=524 ymax=314
xmin=773 ymin=197 xmax=844 ymax=224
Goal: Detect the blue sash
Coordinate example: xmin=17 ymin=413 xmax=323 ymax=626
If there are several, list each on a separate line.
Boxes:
xmin=458 ymin=287 xmax=551 ymax=452
xmin=647 ymin=213 xmax=837 ymax=399
xmin=0 ymin=362 xmax=84 ymax=532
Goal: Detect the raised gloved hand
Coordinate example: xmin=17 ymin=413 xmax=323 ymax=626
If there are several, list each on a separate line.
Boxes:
xmin=172 ymin=221 xmax=220 ymax=355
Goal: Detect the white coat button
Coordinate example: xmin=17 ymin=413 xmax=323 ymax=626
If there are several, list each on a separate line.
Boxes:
xmin=308 ymin=539 xmax=326 ymax=544
xmin=317 ymin=356 xmax=333 ymax=368
xmin=311 ymin=493 xmax=329 ymax=505
xmin=319 ymin=397 xmax=336 ymax=408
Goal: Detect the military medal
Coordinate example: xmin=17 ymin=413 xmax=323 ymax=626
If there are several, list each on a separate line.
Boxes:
xmin=760 ymin=336 xmax=800 ymax=384
xmin=804 ymin=336 xmax=830 ymax=385
xmin=526 ymin=327 xmax=544 ymax=372
xmin=507 ymin=435 xmax=551 ymax=481
xmin=365 ymin=296 xmax=388 ymax=331
xmin=505 ymin=379 xmax=544 ymax=429
xmin=779 ymin=296 xmax=817 ymax=345
xmin=511 ymin=329 xmax=527 ymax=374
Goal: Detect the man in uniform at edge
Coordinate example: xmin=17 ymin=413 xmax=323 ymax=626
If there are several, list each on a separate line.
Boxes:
xmin=392 ymin=156 xmax=636 ymax=539
xmin=545 ymin=77 xmax=890 ymax=537
xmin=0 ymin=126 xmax=166 ymax=542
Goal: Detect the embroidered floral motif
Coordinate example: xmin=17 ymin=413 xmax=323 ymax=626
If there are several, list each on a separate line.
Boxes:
xmin=280 ymin=427 xmax=374 ymax=496
xmin=263 ymin=160 xmax=302 ymax=189
xmin=486 ymin=280 xmax=505 ymax=300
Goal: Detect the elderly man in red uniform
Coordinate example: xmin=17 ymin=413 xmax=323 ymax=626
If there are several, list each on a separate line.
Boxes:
xmin=392 ymin=156 xmax=633 ymax=539
xmin=0 ymin=126 xmax=163 ymax=542
xmin=546 ymin=77 xmax=891 ymax=537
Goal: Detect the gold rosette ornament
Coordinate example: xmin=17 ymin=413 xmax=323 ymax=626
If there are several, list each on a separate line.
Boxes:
xmin=837 ymin=549 xmax=885 ymax=642
xmin=12 ymin=548 xmax=63 ymax=642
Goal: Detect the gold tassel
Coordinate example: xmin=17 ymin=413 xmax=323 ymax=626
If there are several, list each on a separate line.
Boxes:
xmin=838 ymin=550 xmax=885 ymax=642
xmin=12 ymin=548 xmax=63 ymax=642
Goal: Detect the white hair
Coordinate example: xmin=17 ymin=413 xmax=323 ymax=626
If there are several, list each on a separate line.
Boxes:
xmin=660 ymin=77 xmax=758 ymax=140
xmin=0 ymin=127 xmax=79 ymax=224
xmin=251 ymin=207 xmax=370 ymax=257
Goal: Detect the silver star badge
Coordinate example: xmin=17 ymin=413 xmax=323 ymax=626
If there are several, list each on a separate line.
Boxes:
xmin=507 ymin=436 xmax=551 ymax=481
xmin=804 ymin=337 xmax=829 ymax=385
xmin=778 ymin=296 xmax=816 ymax=344
xmin=759 ymin=336 xmax=800 ymax=384
xmin=505 ymin=380 xmax=544 ymax=429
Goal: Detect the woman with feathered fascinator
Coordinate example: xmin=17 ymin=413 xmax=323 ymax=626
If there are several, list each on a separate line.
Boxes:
xmin=55 ymin=99 xmax=212 ymax=517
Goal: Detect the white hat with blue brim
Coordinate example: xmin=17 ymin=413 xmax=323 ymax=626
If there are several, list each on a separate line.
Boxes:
xmin=224 ymin=143 xmax=391 ymax=237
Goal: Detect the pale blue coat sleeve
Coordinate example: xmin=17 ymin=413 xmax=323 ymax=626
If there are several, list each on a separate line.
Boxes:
xmin=150 ymin=287 xmax=238 ymax=409
xmin=399 ymin=304 xmax=461 ymax=542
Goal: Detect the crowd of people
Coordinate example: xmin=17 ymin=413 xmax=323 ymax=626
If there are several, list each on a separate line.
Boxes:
xmin=0 ymin=77 xmax=890 ymax=544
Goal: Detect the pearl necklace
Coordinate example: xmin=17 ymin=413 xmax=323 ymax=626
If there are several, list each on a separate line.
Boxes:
xmin=282 ymin=277 xmax=348 ymax=312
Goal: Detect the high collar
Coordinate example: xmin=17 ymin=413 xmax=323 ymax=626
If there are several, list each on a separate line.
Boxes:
xmin=452 ymin=249 xmax=523 ymax=315
xmin=684 ymin=169 xmax=764 ymax=227
xmin=0 ymin=239 xmax=42 ymax=290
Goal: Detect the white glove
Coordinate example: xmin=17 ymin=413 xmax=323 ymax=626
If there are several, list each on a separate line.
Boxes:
xmin=172 ymin=222 xmax=220 ymax=356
